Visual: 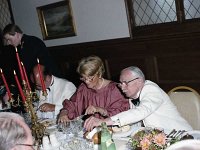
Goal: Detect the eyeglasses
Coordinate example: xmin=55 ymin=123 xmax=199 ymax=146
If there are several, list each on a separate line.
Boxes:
xmin=118 ymin=77 xmax=139 ymax=87
xmin=80 ymin=75 xmax=96 ymax=82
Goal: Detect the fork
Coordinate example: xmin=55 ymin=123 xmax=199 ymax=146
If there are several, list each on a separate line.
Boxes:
xmin=167 ymin=129 xmax=176 ymax=138
xmin=170 ymin=130 xmax=186 ymax=139
xmin=174 ymin=130 xmax=186 ymax=139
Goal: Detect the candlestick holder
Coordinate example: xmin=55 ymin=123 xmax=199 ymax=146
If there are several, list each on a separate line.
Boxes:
xmin=24 ymin=92 xmax=46 ymax=145
xmin=6 ymin=81 xmax=46 ymax=145
xmin=9 ymin=97 xmax=20 ymax=108
xmin=22 ymin=81 xmax=48 ymax=145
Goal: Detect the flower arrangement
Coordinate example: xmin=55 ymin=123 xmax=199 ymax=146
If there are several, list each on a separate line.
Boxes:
xmin=129 ymin=128 xmax=168 ymax=150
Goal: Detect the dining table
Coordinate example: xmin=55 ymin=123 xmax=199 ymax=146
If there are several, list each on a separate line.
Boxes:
xmin=39 ymin=118 xmax=130 ymax=150
xmin=38 ymin=118 xmax=200 ymax=150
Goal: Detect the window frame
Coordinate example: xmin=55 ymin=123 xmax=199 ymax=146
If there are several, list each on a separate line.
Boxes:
xmin=124 ymin=0 xmax=200 ymax=39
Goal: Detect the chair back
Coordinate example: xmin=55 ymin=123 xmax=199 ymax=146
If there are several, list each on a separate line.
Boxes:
xmin=168 ymin=86 xmax=200 ymax=130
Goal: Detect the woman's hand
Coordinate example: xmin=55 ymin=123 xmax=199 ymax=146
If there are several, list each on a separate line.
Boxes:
xmin=85 ymin=105 xmax=97 ymax=115
xmin=85 ymin=105 xmax=108 ymax=116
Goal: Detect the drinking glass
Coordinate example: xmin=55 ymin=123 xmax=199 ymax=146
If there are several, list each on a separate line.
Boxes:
xmin=61 ymin=137 xmax=94 ymax=150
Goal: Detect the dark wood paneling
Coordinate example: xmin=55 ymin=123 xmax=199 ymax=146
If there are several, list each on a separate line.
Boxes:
xmin=105 ymin=57 xmax=147 ymax=82
xmin=48 ymin=22 xmax=200 ymax=93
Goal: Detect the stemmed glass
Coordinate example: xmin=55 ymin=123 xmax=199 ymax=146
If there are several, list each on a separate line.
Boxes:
xmin=61 ymin=137 xmax=94 ymax=150
xmin=70 ymin=119 xmax=83 ymax=137
xmin=58 ymin=116 xmax=94 ymax=150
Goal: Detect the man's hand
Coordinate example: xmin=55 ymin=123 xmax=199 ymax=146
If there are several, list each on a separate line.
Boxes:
xmin=84 ymin=116 xmax=103 ymax=131
xmin=57 ymin=110 xmax=70 ymax=126
xmin=84 ymin=117 xmax=115 ymax=131
xmin=39 ymin=103 xmax=55 ymax=112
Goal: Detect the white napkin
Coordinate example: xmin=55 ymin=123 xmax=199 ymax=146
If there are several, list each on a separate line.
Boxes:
xmin=86 ymin=127 xmax=101 ymax=140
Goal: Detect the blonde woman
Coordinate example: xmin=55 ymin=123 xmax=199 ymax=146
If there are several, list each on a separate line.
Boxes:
xmin=58 ymin=55 xmax=129 ymax=124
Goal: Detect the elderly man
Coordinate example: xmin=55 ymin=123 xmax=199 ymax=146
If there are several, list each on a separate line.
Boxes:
xmin=31 ymin=64 xmax=76 ymax=119
xmin=0 ymin=112 xmax=34 ymax=150
xmin=84 ymin=66 xmax=192 ymax=132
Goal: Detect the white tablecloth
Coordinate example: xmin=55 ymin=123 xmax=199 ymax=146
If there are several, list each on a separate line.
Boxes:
xmin=44 ymin=125 xmax=129 ymax=150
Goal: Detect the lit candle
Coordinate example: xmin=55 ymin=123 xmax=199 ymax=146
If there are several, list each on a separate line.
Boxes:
xmin=15 ymin=47 xmax=25 ymax=82
xmin=37 ymin=58 xmax=47 ymax=95
xmin=0 ymin=69 xmax=12 ymax=100
xmin=21 ymin=62 xmax=31 ymax=91
xmin=14 ymin=70 xmax=26 ymax=103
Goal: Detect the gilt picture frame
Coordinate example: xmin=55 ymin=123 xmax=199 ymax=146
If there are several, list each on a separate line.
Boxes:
xmin=37 ymin=0 xmax=76 ymax=40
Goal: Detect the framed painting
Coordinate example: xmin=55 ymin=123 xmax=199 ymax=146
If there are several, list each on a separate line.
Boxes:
xmin=37 ymin=0 xmax=76 ymax=40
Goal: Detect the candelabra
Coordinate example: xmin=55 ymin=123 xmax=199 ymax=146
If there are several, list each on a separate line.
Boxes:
xmin=23 ymin=82 xmax=48 ymax=145
xmin=1 ymin=48 xmax=49 ymax=146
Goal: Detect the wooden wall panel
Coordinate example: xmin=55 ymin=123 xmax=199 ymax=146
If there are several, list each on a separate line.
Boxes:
xmin=48 ymin=27 xmax=200 ymax=93
xmin=104 ymin=57 xmax=147 ymax=82
xmin=156 ymin=55 xmax=200 ymax=82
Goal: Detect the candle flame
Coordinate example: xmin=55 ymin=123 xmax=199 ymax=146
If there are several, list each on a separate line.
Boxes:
xmin=15 ymin=47 xmax=18 ymax=52
xmin=37 ymin=58 xmax=40 ymax=63
xmin=14 ymin=70 xmax=16 ymax=75
xmin=21 ymin=62 xmax=24 ymax=66
xmin=0 ymin=68 xmax=2 ymax=73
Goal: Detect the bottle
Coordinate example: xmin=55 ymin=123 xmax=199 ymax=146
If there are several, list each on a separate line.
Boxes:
xmin=100 ymin=122 xmax=116 ymax=150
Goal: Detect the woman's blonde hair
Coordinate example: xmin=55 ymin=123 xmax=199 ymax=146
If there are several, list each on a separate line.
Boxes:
xmin=77 ymin=55 xmax=105 ymax=77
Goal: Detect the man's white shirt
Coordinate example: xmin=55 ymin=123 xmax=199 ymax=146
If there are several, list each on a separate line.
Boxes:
xmin=36 ymin=76 xmax=76 ymax=119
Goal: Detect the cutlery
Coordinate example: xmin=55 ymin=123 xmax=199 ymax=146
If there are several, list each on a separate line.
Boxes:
xmin=169 ymin=130 xmax=186 ymax=139
xmin=175 ymin=130 xmax=186 ymax=139
xmin=172 ymin=130 xmax=181 ymax=138
xmin=167 ymin=129 xmax=176 ymax=138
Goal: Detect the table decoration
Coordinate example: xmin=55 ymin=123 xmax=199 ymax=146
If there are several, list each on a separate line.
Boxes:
xmin=128 ymin=127 xmax=183 ymax=150
xmin=1 ymin=48 xmax=48 ymax=146
xmin=13 ymin=52 xmax=47 ymax=145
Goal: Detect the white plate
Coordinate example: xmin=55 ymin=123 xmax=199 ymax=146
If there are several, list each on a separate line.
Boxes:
xmin=165 ymin=139 xmax=200 ymax=150
xmin=39 ymin=118 xmax=56 ymax=127
xmin=112 ymin=125 xmax=143 ymax=138
xmin=182 ymin=130 xmax=200 ymax=140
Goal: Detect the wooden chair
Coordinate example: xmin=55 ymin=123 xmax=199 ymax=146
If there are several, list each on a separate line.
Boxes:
xmin=168 ymin=86 xmax=200 ymax=130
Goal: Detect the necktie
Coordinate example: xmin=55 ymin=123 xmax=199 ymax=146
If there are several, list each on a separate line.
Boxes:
xmin=131 ymin=97 xmax=140 ymax=106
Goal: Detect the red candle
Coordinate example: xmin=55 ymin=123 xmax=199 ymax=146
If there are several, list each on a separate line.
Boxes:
xmin=14 ymin=70 xmax=26 ymax=103
xmin=15 ymin=47 xmax=25 ymax=82
xmin=0 ymin=69 xmax=12 ymax=100
xmin=21 ymin=62 xmax=31 ymax=91
xmin=37 ymin=58 xmax=46 ymax=93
